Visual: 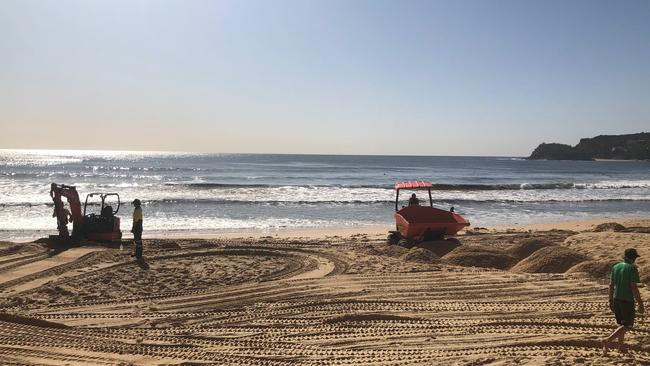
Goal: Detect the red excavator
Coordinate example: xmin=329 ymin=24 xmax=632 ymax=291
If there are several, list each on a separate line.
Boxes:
xmin=50 ymin=183 xmax=123 ymax=243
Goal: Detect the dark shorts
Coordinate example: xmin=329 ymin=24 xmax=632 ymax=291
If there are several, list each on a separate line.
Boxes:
xmin=613 ymin=299 xmax=635 ymax=326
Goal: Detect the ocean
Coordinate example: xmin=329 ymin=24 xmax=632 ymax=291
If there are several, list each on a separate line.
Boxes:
xmin=1 ymin=149 xmax=649 ymax=241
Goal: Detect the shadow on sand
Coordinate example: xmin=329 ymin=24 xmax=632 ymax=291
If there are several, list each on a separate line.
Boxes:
xmin=136 ymin=257 xmax=149 ymax=270
xmin=37 ymin=237 xmax=131 ymax=255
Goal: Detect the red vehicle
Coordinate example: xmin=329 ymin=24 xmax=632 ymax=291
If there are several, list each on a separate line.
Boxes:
xmin=388 ymin=181 xmax=469 ymax=245
xmin=50 ymin=183 xmax=123 ymax=243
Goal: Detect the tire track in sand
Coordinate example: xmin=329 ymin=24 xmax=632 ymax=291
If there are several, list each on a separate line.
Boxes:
xmin=1 ymin=238 xmax=649 ymax=365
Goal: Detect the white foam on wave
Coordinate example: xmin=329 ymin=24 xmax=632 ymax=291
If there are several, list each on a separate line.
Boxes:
xmin=579 ymin=180 xmax=650 ymax=189
xmin=0 ymin=204 xmax=371 ymax=232
xmin=144 ymin=215 xmax=368 ymax=231
xmin=2 ymin=182 xmax=650 ymax=206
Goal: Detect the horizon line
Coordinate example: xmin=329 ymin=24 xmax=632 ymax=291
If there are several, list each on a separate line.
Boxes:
xmin=0 ymin=148 xmax=527 ymax=159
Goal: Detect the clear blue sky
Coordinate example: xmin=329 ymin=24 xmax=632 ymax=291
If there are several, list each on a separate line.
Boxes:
xmin=1 ymin=0 xmax=648 ymax=155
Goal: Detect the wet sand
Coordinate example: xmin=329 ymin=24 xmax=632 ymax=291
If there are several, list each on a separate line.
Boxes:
xmin=1 ymin=218 xmax=649 ymax=365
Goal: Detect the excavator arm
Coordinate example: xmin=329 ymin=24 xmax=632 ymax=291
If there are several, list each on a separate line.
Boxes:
xmin=50 ymin=183 xmax=83 ymax=239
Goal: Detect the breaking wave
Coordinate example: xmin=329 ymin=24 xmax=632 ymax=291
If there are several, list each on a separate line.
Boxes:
xmin=3 ymin=197 xmax=650 ymax=208
xmin=167 ymin=181 xmax=650 ymax=190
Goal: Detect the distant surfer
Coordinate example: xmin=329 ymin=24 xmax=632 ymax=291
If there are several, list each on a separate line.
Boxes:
xmin=603 ymin=248 xmax=644 ymax=355
xmin=131 ymin=199 xmax=143 ymax=260
xmin=408 ymin=193 xmax=419 ymax=206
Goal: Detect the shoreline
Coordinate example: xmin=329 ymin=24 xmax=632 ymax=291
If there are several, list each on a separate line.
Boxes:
xmin=151 ymin=224 xmax=391 ymax=239
xmin=2 ymin=217 xmax=648 ymax=244
xmin=140 ymin=217 xmax=650 ymax=239
xmin=483 ymin=217 xmax=650 ymax=232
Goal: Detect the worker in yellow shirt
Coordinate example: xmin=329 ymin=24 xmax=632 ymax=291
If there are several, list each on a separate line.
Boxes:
xmin=131 ymin=199 xmax=143 ymax=259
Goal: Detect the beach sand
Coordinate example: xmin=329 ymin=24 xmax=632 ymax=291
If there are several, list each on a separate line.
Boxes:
xmin=1 ymin=218 xmax=650 ymax=365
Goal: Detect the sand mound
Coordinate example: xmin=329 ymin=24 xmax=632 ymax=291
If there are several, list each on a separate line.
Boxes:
xmin=593 ymin=222 xmax=626 ymax=232
xmin=400 ymin=247 xmax=440 ymax=263
xmin=443 ymin=246 xmax=516 ymax=270
xmin=641 ymin=272 xmax=650 ymax=286
xmin=2 ymin=294 xmax=43 ymax=307
xmin=157 ymin=241 xmax=182 ymax=250
xmin=417 ymin=240 xmax=460 ymax=257
xmin=507 ymin=238 xmax=555 ymax=259
xmin=0 ymin=242 xmax=45 ymax=255
xmin=511 ymin=246 xmax=588 ymax=273
xmin=383 ymin=245 xmax=409 ymax=257
xmin=566 ymin=260 xmax=614 ymax=280
xmin=361 ymin=244 xmax=385 ymax=256
xmin=0 ymin=312 xmax=67 ymax=329
xmin=628 ymin=226 xmax=650 ymax=233
xmin=464 ymin=228 xmax=489 ymax=236
xmin=42 ymin=285 xmax=78 ymax=297
xmin=360 ymin=244 xmax=408 ymax=258
xmin=190 ymin=241 xmax=221 ymax=249
xmin=641 ymin=273 xmax=650 ymax=286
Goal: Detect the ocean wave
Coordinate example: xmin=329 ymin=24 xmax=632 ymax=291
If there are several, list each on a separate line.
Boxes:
xmin=144 ymin=197 xmax=650 ymax=205
xmin=164 ymin=181 xmax=650 ymax=190
xmin=165 ymin=182 xmax=389 ymax=189
xmin=0 ymin=202 xmax=56 ymax=208
xmin=6 ymin=197 xmax=649 ymax=208
xmin=575 ymin=181 xmax=650 ymax=189
xmin=0 ymin=201 xmax=108 ymax=208
xmin=5 ymin=180 xmax=650 ymax=192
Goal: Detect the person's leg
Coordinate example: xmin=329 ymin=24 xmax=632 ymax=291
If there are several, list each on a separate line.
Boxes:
xmin=617 ymin=327 xmax=629 ymax=353
xmin=604 ymin=300 xmax=634 ymax=355
xmin=138 ymin=231 xmax=143 ymax=258
xmin=134 ymin=231 xmax=142 ymax=258
xmin=603 ymin=325 xmax=627 ymax=355
xmin=618 ymin=300 xmax=635 ymax=352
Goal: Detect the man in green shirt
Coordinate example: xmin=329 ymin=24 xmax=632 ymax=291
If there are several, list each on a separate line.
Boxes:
xmin=603 ymin=248 xmax=644 ymax=355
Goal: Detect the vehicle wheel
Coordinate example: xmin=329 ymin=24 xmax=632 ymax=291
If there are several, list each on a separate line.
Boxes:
xmin=387 ymin=232 xmax=401 ymax=245
xmin=398 ymin=238 xmax=414 ymax=248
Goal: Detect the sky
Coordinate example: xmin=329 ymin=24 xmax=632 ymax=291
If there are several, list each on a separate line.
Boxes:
xmin=1 ymin=0 xmax=648 ymax=156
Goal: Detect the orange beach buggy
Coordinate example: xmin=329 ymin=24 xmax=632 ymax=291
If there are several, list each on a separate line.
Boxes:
xmin=388 ymin=181 xmax=470 ymax=245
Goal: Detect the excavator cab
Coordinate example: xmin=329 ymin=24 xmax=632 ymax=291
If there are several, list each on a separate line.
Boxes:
xmin=83 ymin=193 xmax=122 ymax=241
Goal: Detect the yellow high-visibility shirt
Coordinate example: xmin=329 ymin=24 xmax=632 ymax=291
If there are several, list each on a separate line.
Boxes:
xmin=133 ymin=207 xmax=143 ymax=224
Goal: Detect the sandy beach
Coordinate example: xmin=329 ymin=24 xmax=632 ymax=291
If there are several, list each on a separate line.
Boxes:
xmin=4 ymin=0 xmax=650 ymax=363
xmin=0 ymin=217 xmax=648 ymax=365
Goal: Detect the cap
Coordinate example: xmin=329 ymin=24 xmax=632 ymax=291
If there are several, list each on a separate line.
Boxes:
xmin=132 ymin=199 xmax=141 ymax=206
xmin=624 ymin=248 xmax=640 ymax=260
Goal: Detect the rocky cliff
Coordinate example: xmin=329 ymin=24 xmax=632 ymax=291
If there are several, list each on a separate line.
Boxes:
xmin=529 ymin=133 xmax=650 ymax=160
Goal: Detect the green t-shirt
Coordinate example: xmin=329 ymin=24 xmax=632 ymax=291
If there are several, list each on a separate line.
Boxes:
xmin=611 ymin=261 xmax=640 ymax=302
